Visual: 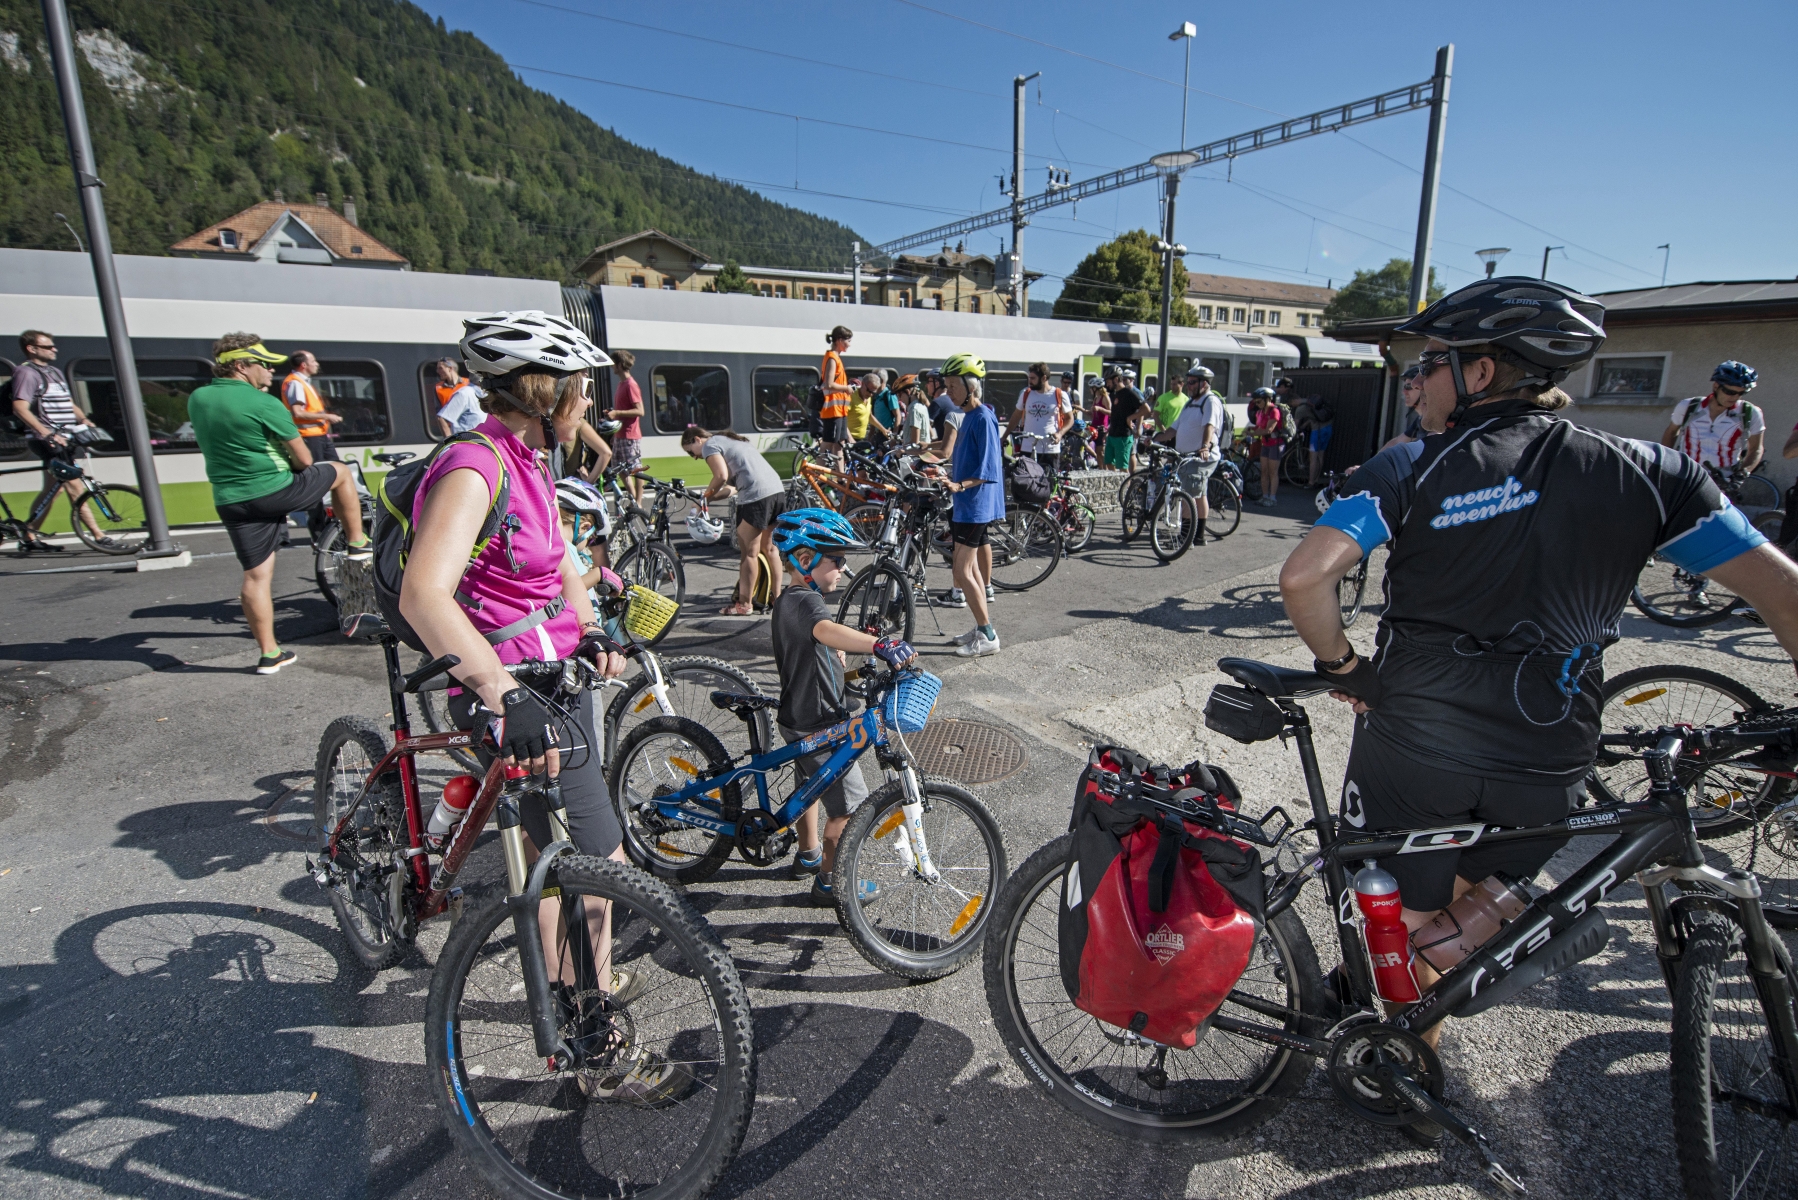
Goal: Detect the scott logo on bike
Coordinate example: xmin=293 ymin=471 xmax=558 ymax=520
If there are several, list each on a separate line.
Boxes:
xmin=1428 ymin=475 xmax=1539 ymax=530
xmin=1397 ymin=824 xmax=1485 ymax=853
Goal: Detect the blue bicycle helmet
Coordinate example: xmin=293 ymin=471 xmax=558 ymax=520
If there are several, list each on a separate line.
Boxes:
xmin=773 ymin=507 xmax=867 ymax=589
xmin=1712 ymin=361 xmax=1758 ymax=391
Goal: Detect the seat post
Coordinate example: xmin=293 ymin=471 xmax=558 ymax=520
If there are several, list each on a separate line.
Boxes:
xmin=1283 ymin=703 xmax=1336 ymax=841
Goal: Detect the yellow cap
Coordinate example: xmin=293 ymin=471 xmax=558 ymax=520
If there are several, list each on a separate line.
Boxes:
xmin=215 ymin=342 xmax=285 ymax=366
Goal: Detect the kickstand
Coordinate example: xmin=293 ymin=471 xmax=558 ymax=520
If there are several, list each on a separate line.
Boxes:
xmin=1376 ymin=1050 xmax=1526 ymax=1195
xmin=920 ymin=586 xmax=947 ymax=637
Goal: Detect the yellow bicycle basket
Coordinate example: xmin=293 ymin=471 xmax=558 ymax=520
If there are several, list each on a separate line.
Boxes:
xmin=621 ymin=585 xmax=679 ymax=641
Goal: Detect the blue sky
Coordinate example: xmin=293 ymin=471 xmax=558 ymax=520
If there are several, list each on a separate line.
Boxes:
xmin=418 ymin=0 xmax=1796 ymax=300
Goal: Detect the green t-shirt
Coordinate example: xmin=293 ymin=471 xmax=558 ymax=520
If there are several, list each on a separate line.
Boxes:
xmin=1153 ymin=390 xmax=1188 ymax=431
xmin=187 ymin=377 xmax=302 ymax=506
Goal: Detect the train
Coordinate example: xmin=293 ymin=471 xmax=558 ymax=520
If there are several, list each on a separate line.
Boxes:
xmin=0 ymin=247 xmax=1385 ymax=522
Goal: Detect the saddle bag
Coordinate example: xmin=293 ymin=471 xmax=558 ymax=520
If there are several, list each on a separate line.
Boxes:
xmin=1058 ymin=747 xmax=1262 ymax=1048
xmin=1202 ymin=684 xmax=1286 ymax=744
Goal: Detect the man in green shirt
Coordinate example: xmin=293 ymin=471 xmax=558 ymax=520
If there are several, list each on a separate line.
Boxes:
xmin=1152 ymin=370 xmax=1190 ymax=433
xmin=188 ymin=333 xmax=368 ymax=674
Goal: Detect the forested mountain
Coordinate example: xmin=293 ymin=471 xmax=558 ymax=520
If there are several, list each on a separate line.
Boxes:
xmin=0 ymin=0 xmax=866 ymax=278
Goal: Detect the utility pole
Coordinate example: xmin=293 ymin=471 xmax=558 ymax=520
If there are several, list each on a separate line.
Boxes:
xmin=851 ymin=241 xmax=861 ymax=306
xmin=1408 ymin=44 xmax=1454 ymax=315
xmin=1170 ymin=22 xmax=1196 ymax=149
xmin=40 ymin=0 xmax=182 ymax=562
xmin=1154 ymin=177 xmax=1185 ymax=399
xmin=1657 ymin=243 xmax=1671 ymax=287
xmin=1011 ymin=72 xmax=1040 ymax=317
xmin=1541 ymin=245 xmax=1563 ymax=279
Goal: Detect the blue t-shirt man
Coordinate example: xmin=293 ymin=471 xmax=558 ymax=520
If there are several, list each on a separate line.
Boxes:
xmin=950 ymin=400 xmax=1004 ymax=525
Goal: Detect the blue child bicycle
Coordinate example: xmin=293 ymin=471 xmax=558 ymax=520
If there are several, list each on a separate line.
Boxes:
xmin=606 ymin=664 xmax=1007 ymax=980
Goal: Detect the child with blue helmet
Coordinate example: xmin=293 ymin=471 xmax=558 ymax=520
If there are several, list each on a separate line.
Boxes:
xmin=770 ymin=507 xmax=918 ymax=905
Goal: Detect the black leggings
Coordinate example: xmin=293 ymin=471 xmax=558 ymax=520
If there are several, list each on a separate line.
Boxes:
xmin=449 ymin=685 xmax=622 ymax=858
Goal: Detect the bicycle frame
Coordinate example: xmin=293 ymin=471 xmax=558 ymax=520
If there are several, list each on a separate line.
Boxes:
xmin=0 ymin=460 xmax=101 ymax=526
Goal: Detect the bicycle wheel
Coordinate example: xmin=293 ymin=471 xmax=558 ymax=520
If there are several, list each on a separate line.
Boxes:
xmin=1734 ymin=473 xmax=1782 ymax=512
xmin=1281 ymin=443 xmax=1307 ymax=488
xmin=840 ymin=501 xmax=888 ymax=568
xmin=1063 ymin=504 xmax=1096 ymax=554
xmin=833 ymin=777 xmax=1006 ymax=980
xmin=605 ymin=656 xmax=771 ymax=766
xmin=1118 ymin=474 xmax=1149 ymax=543
xmin=988 ymin=507 xmax=1060 ymax=590
xmin=426 ymin=857 xmax=756 ymax=1200
xmin=607 ymin=716 xmax=740 ymax=883
xmin=313 ymin=520 xmax=345 ymax=608
xmin=1670 ymin=914 xmax=1798 ymax=1200
xmin=1752 ymin=509 xmax=1787 ymax=543
xmin=1339 ymin=556 xmax=1369 ymax=628
xmin=985 ymin=835 xmax=1325 ymax=1139
xmin=74 ymin=484 xmax=149 ymax=554
xmin=614 ymin=542 xmax=685 ymax=646
xmin=1149 ymin=490 xmax=1198 ymax=563
xmin=415 ymin=654 xmax=482 ymax=772
xmin=1205 ymin=476 xmax=1242 ymax=539
xmin=1590 ymin=666 xmax=1771 ymax=816
xmin=313 ymin=716 xmax=407 ymax=970
xmin=1632 ymin=553 xmax=1747 ymax=627
xmin=835 ymin=562 xmax=916 ymax=642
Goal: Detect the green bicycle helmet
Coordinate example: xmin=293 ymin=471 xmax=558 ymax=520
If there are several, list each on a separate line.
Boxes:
xmin=940 ymin=352 xmax=986 ymax=379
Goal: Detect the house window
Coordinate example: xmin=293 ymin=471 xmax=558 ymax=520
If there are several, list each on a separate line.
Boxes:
xmin=830 ymin=289 xmax=842 ymax=302
xmin=351 ymin=245 xmax=364 ymax=256
xmin=629 ymin=275 xmax=646 ymax=288
xmin=1590 ymin=355 xmax=1667 ymax=398
xmin=775 ymin=285 xmax=788 ymax=298
xmin=753 ymin=366 xmax=819 ymax=431
xmin=803 ymin=287 xmax=816 ymax=301
xmin=1296 ymin=313 xmax=1309 ymax=328
xmin=1199 ymin=305 xmax=1212 ymax=322
xmin=650 ymin=363 xmax=731 ymax=432
xmin=1231 ymin=308 xmax=1244 ymax=323
xmin=760 ymin=284 xmax=773 ymax=297
xmin=1267 ymin=311 xmax=1280 ymax=326
xmin=662 ymin=279 xmax=677 ymax=291
xmin=1252 ymin=309 xmax=1266 ymax=325
xmin=218 ymin=229 xmax=239 ymax=249
xmin=69 ymin=358 xmax=211 ymax=453
xmin=933 ymin=293 xmax=943 ymax=310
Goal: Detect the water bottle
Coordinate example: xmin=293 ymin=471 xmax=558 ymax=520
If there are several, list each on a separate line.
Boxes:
xmin=428 ymin=775 xmax=480 ymax=840
xmin=1412 ymin=874 xmax=1531 ymax=972
xmin=1354 ymin=861 xmax=1420 ymax=1004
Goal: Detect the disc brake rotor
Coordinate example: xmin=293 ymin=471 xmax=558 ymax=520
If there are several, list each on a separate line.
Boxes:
xmin=1326 ymin=1019 xmax=1445 ymax=1126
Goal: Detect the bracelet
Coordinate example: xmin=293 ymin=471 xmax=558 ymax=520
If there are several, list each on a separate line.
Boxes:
xmin=1316 ymin=648 xmax=1357 ymax=672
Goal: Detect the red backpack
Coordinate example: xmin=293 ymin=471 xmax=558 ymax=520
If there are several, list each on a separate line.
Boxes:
xmin=1058 ymin=747 xmax=1262 ymax=1048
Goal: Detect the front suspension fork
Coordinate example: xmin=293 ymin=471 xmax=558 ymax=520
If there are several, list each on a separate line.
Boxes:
xmin=501 ymin=778 xmax=579 ymax=1067
xmin=891 ymin=765 xmax=940 ymax=882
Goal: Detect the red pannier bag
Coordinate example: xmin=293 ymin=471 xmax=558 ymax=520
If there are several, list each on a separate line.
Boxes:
xmin=1057 ymin=746 xmax=1264 ymax=1048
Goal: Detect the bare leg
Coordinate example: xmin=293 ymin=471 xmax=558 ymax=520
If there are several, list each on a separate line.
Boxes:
xmin=758 ymin=526 xmax=782 ymax=595
xmin=241 ymin=556 xmax=279 ymax=655
xmin=954 ymin=542 xmax=990 ymax=627
xmin=66 ymin=478 xmax=104 ymax=538
xmin=734 ymin=521 xmax=760 ymax=608
xmin=329 ymin=463 xmax=365 ymax=543
xmin=795 ymin=801 xmax=821 ymax=854
xmin=819 ymin=814 xmax=851 ymax=873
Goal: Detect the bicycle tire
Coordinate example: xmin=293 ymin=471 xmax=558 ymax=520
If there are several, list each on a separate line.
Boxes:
xmin=836 ymin=562 xmax=916 ymax=642
xmin=840 ymin=501 xmax=888 ymax=567
xmin=313 ymin=716 xmax=407 ymax=970
xmin=1669 ymin=914 xmax=1798 ymax=1200
xmin=1631 ymin=553 xmax=1747 ymax=628
xmin=1339 ymin=556 xmax=1369 ymax=628
xmin=984 ymin=835 xmax=1325 ymax=1139
xmin=313 ymin=519 xmax=345 ymax=608
xmin=1149 ymin=489 xmax=1198 ymax=563
xmin=604 ymin=655 xmax=770 ymax=766
xmin=1590 ymin=666 xmax=1771 ymax=818
xmin=1733 ymin=473 xmax=1782 ymax=512
xmin=1118 ymin=474 xmax=1150 ymax=543
xmin=614 ymin=542 xmax=685 ymax=645
xmin=74 ymin=484 xmax=149 ymax=554
xmin=1205 ymin=476 xmax=1242 ymax=538
xmin=1063 ymin=504 xmax=1096 ymax=554
xmin=1281 ymin=443 xmax=1307 ymax=488
xmin=1752 ymin=508 xmax=1786 ymax=543
xmin=608 ymin=716 xmax=740 ymax=883
xmin=415 ymin=657 xmax=483 ymax=772
xmin=988 ymin=507 xmax=1060 ymax=590
xmin=426 ymin=858 xmax=756 ymax=1200
xmin=832 ymin=777 xmax=1006 ymax=980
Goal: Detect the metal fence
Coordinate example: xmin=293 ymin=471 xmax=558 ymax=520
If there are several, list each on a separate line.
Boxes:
xmin=1285 ymin=368 xmax=1388 ymax=471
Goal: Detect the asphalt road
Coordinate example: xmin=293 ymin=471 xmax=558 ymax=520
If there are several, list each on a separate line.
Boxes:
xmin=3 ymin=491 xmax=1796 ymax=1200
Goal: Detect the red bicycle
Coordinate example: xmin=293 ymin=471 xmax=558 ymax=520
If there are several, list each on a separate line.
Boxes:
xmin=309 ymin=628 xmax=754 ymax=1200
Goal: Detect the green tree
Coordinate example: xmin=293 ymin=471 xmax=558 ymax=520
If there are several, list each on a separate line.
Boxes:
xmin=705 ymin=260 xmax=760 ymax=295
xmin=1321 ymin=257 xmax=1445 ymax=324
xmin=0 ymin=0 xmax=867 ymax=277
xmin=1051 ymin=229 xmax=1198 ymax=325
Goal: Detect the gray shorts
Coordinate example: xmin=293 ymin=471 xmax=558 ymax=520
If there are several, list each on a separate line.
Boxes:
xmin=779 ymin=723 xmax=871 ymax=820
xmin=1176 ymin=455 xmax=1219 ymax=496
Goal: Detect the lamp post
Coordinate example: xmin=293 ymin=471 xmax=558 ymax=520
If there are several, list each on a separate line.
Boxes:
xmin=1540 ymin=246 xmax=1563 ymax=279
xmin=1169 ymin=22 xmax=1196 ymax=150
xmin=1657 ymin=243 xmax=1671 ymax=287
xmin=1150 ymin=150 xmax=1198 ymax=401
xmin=1475 ymin=247 xmax=1511 ymax=278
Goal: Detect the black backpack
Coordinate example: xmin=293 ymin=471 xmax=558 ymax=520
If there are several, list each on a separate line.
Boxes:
xmin=367 ymin=431 xmax=512 ymax=651
xmin=1007 ymin=454 xmax=1051 ymax=507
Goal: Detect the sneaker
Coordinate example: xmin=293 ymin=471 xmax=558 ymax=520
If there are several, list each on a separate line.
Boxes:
xmin=984 ymin=584 xmax=995 ymax=602
xmin=344 ymin=538 xmax=373 ymax=561
xmin=1258 ymin=495 xmax=1278 ymax=508
xmin=788 ymin=849 xmax=824 ymax=879
xmin=955 ymin=630 xmax=1001 ymax=658
xmin=607 ymin=966 xmax=650 ymax=1009
xmin=952 ymin=627 xmax=981 ymax=646
xmin=938 ymin=588 xmax=967 ymax=609
xmin=94 ymin=536 xmax=126 ymax=552
xmin=255 ymin=649 xmax=298 ymax=675
xmin=578 ymin=1047 xmax=692 ymax=1107
xmin=811 ymin=878 xmax=881 ymax=907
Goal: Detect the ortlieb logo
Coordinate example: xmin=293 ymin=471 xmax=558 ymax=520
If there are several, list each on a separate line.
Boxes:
xmin=1144 ymin=924 xmax=1185 ymax=965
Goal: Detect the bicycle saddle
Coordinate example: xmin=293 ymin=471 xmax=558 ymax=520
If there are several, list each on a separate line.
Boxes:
xmin=1217 ymin=657 xmax=1335 ymax=698
xmin=709 ymin=691 xmax=778 ymax=712
xmin=373 ymin=451 xmax=415 ymax=466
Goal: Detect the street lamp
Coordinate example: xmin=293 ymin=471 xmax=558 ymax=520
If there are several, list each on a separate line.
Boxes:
xmin=1475 ymin=247 xmax=1510 ymax=278
xmin=1169 ymin=21 xmax=1196 ymax=150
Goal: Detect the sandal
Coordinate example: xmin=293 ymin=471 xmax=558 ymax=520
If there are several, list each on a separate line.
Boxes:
xmin=719 ymin=602 xmax=755 ymax=616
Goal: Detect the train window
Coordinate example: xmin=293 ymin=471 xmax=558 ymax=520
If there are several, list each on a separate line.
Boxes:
xmin=651 ymin=364 xmax=729 ymax=433
xmin=985 ymin=371 xmax=1028 ymax=409
xmin=70 ymin=358 xmax=211 ymax=453
xmin=417 ymin=360 xmax=482 ymax=441
xmin=1236 ymin=360 xmax=1266 ymax=397
xmin=1199 ymin=357 xmax=1230 ymax=392
xmin=313 ymin=360 xmax=392 ymax=444
xmin=0 ymin=356 xmax=20 ymax=460
xmin=753 ymin=366 xmax=818 ymax=431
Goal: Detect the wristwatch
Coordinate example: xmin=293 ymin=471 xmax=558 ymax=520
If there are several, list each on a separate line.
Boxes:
xmin=1316 ymin=648 xmax=1357 ymax=672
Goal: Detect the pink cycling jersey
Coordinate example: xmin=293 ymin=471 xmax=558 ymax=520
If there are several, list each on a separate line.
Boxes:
xmin=413 ymin=415 xmax=579 ymax=665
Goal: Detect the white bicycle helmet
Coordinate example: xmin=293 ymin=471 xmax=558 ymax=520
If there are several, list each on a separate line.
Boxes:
xmin=460 ymin=310 xmax=612 ymax=377
xmin=686 ymin=501 xmax=727 ymax=545
xmin=554 ymin=477 xmax=613 ymax=540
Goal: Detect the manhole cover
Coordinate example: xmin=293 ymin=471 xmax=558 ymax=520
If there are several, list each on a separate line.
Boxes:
xmin=906 ymin=719 xmax=1026 ymax=784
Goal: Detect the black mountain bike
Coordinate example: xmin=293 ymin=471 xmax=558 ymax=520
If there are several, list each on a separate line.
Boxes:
xmin=1118 ymin=444 xmax=1199 ymax=562
xmin=0 ymin=427 xmax=148 ymax=555
xmin=837 ymin=460 xmax=957 ymax=643
xmin=600 ymin=466 xmax=688 ymax=631
xmin=986 ymin=656 xmax=1797 ymax=1197
xmin=1631 ymin=465 xmax=1784 ymax=627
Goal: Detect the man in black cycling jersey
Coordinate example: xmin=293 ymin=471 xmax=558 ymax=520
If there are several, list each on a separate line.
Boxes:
xmin=1279 ymin=278 xmax=1798 ymax=1031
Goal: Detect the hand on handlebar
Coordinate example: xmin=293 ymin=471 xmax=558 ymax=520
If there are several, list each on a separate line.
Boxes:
xmin=493 ymin=686 xmax=561 ymax=777
xmin=872 ymin=636 xmax=918 ymax=668
xmin=576 ymin=627 xmax=630 ymax=679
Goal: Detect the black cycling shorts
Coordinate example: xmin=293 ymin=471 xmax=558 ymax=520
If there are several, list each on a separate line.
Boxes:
xmin=301 ymin=434 xmax=341 ymax=463
xmin=449 ymin=684 xmax=622 ymax=859
xmin=1340 ymin=727 xmax=1576 ymax=911
xmin=950 ymin=520 xmax=989 ymax=548
xmin=735 ymin=492 xmax=787 ymax=533
xmin=818 ymin=416 xmax=847 ymax=444
xmin=215 ymin=462 xmax=338 ymax=569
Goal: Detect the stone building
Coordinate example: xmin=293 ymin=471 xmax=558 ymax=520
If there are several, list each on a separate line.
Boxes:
xmin=169 ymin=196 xmax=407 ymax=269
xmin=1185 ymin=273 xmax=1335 ymax=333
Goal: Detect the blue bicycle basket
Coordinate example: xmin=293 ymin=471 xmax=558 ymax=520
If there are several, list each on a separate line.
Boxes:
xmin=882 ymin=670 xmax=942 ymax=734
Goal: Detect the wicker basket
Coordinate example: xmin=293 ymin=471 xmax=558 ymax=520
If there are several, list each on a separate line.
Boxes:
xmin=882 ymin=670 xmax=942 ymax=734
xmin=621 ymin=585 xmax=679 ymax=642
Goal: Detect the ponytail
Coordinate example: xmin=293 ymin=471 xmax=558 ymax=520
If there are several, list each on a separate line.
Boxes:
xmin=680 ymin=425 xmax=748 ymax=447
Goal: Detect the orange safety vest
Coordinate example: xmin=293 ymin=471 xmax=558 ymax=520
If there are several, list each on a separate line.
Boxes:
xmin=819 ymin=350 xmax=849 ymax=419
xmin=285 ymin=372 xmax=330 ymax=436
xmin=435 ymin=380 xmax=465 ymax=407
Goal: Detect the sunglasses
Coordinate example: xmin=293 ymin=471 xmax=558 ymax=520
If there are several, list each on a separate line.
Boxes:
xmin=33 ymin=343 xmax=56 ymax=351
xmin=817 ymin=554 xmax=848 ymax=569
xmin=1717 ymin=386 xmax=1746 ymax=398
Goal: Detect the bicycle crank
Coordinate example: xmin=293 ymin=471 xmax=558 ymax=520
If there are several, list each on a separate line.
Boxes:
xmin=733 ymin=810 xmax=793 ymax=868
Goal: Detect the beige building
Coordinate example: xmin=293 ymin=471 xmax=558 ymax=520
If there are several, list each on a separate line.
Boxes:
xmin=170 ymin=195 xmax=407 ymax=268
xmin=1186 ymin=273 xmax=1335 ymax=333
xmin=574 ymin=230 xmax=1025 ymax=313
